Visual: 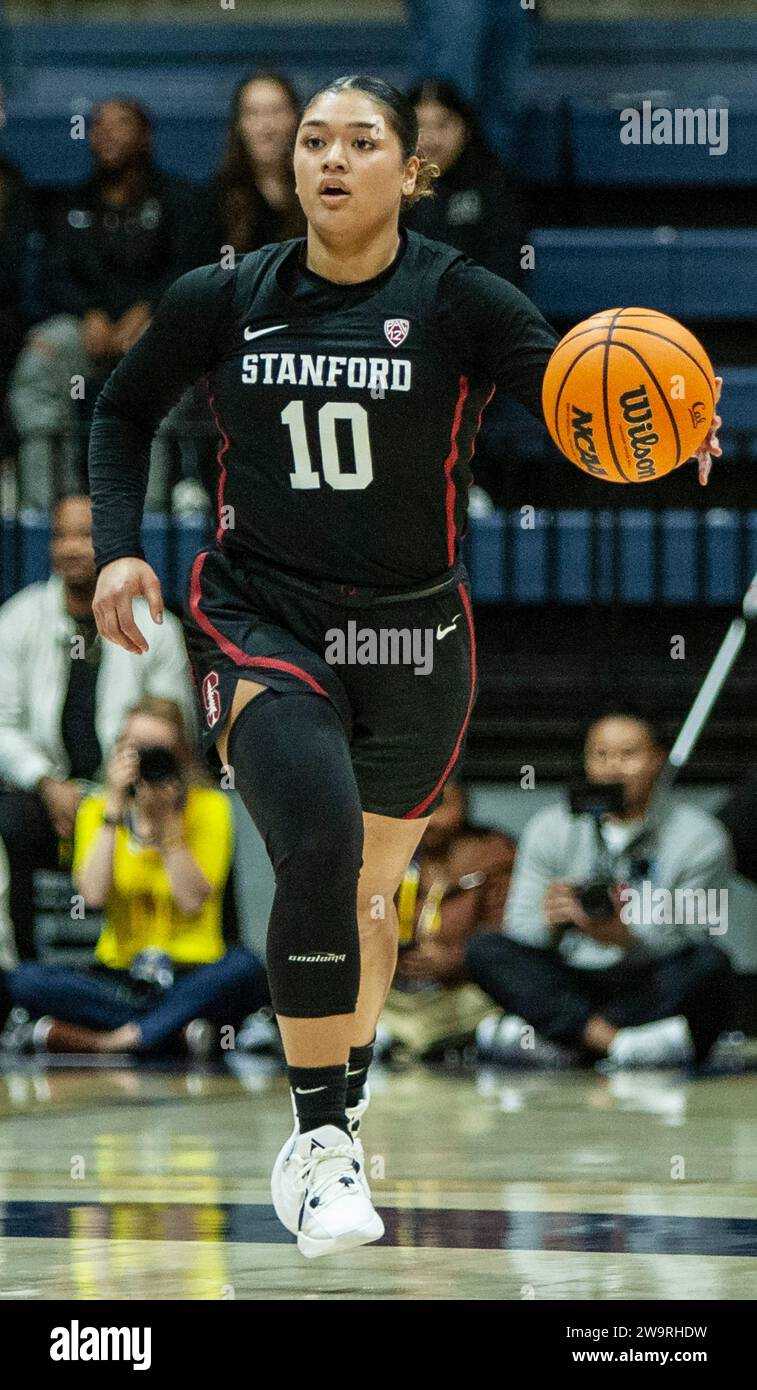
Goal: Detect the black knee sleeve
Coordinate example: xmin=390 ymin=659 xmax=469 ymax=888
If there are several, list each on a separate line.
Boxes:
xmin=227 ymin=688 xmax=363 ymax=1018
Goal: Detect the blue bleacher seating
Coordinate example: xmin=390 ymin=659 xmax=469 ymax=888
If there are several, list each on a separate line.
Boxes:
xmin=510 ymin=509 xmax=550 ymax=604
xmin=3 ymin=509 xmax=757 ymax=609
xmin=703 ymin=509 xmax=741 ymax=604
xmin=466 ymin=512 xmax=505 ymax=604
xmin=4 ymin=18 xmax=757 ymax=191
xmin=141 ymin=513 xmax=171 ymax=598
xmin=677 ymin=233 xmax=757 ymax=319
xmin=746 ymin=513 xmax=757 ymax=584
xmin=569 ymin=101 xmax=757 ymax=189
xmin=594 ymin=511 xmax=616 ymax=604
xmin=531 ymin=229 xmax=677 ymax=320
xmin=463 ymin=508 xmax=757 ymax=606
xmin=618 ymin=510 xmax=655 ymax=604
xmin=531 ymin=229 xmax=757 ymax=322
xmin=19 ymin=510 xmax=51 ymax=589
xmin=555 ymin=509 xmax=592 ymax=603
xmin=660 ymin=509 xmax=698 ymax=604
xmin=2 ymin=17 xmax=757 ymax=622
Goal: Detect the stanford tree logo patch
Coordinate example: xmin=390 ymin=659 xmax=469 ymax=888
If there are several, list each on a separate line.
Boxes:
xmin=202 ymin=670 xmax=222 ymax=728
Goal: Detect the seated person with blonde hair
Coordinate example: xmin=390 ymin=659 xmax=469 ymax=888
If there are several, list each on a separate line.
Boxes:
xmin=6 ymin=696 xmax=267 ymax=1053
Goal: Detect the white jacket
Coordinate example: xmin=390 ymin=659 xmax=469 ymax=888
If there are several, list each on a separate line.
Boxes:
xmin=0 ymin=836 xmax=15 ymax=968
xmin=0 ymin=575 xmax=196 ymax=791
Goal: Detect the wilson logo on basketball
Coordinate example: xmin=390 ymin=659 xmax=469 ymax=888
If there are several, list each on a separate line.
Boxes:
xmin=689 ymin=400 xmax=707 ymax=429
xmin=384 ymin=317 xmax=409 ymax=346
xmin=569 ymin=405 xmax=607 ymax=478
xmin=202 ymin=670 xmax=222 ymax=728
xmin=620 ymin=384 xmax=660 ymax=477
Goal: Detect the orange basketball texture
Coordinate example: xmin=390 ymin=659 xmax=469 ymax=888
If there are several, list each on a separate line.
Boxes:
xmin=541 ymin=308 xmax=717 ymax=483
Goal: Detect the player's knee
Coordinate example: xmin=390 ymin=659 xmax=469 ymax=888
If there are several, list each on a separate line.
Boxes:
xmin=276 ymin=802 xmax=363 ymax=908
xmin=356 ymin=879 xmax=399 ymax=928
xmin=266 ymin=803 xmax=363 ymax=1017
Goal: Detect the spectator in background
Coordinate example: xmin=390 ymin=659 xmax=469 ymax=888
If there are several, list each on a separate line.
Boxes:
xmin=394 ymin=779 xmax=516 ymax=984
xmin=0 ymin=493 xmax=194 ymax=959
xmin=8 ymin=98 xmax=205 ymax=509
xmin=406 ymin=0 xmax=537 ymax=168
xmin=5 ymin=696 xmax=267 ymax=1054
xmin=175 ymin=72 xmax=308 ymax=514
xmin=466 ymin=708 xmax=734 ymax=1068
xmin=0 ymin=81 xmax=30 ymax=462
xmin=379 ymin=779 xmax=516 ymax=1057
xmin=403 ymin=79 xmax=531 ymax=507
xmin=206 ymin=71 xmax=306 ymax=258
xmin=0 ymin=835 xmax=15 ymax=972
xmin=403 ymin=80 xmax=528 ymax=284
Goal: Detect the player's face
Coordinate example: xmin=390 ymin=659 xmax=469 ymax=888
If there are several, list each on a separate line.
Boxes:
xmin=415 ymin=100 xmax=467 ymax=175
xmin=51 ymin=496 xmax=96 ymax=588
xmin=294 ymin=90 xmax=419 ymax=238
xmin=584 ymin=717 xmax=665 ymax=814
xmin=90 ymin=102 xmax=149 ymax=171
xmin=237 ymin=79 xmax=298 ymax=166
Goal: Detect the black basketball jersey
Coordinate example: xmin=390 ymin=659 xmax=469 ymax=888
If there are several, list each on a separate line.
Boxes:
xmin=89 ymin=228 xmax=558 ymax=586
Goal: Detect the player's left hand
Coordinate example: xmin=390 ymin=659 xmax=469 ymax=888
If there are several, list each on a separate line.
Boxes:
xmin=691 ymin=375 xmax=722 ymax=486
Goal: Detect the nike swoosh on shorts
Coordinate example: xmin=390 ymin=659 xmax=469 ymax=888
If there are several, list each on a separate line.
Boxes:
xmin=436 ymin=614 xmax=461 ymax=640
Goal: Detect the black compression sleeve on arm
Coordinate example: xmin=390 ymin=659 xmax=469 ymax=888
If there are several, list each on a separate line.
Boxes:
xmin=434 ymin=258 xmax=560 ymax=420
xmin=88 ymin=262 xmax=236 ymax=572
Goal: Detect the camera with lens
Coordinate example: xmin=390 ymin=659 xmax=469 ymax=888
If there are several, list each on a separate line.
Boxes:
xmin=133 ymin=745 xmax=180 ymax=786
xmin=574 ymin=878 xmax=616 ymax=921
xmin=561 ymin=778 xmax=626 ymax=926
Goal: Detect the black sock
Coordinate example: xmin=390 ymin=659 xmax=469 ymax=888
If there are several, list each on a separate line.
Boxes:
xmin=346 ymin=1037 xmax=375 ymax=1110
xmin=288 ymin=1063 xmax=349 ymax=1136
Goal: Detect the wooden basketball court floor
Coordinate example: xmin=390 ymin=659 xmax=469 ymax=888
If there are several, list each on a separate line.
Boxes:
xmin=1 ymin=1057 xmax=756 ymax=1301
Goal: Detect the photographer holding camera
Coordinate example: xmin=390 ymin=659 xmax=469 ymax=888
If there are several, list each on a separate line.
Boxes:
xmin=5 ymin=696 xmax=267 ymax=1054
xmin=0 ymin=493 xmax=195 ymax=960
xmin=466 ymin=706 xmax=734 ymax=1068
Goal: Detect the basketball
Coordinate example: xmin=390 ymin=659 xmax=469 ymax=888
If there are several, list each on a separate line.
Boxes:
xmin=541 ymin=308 xmax=717 ymax=483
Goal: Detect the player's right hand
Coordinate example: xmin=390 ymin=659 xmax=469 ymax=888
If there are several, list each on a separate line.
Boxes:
xmin=543 ymin=881 xmax=591 ymax=931
xmin=93 ymin=557 xmax=164 ymax=655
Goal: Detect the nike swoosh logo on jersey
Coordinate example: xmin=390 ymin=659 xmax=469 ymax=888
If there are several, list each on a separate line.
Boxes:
xmin=295 ymin=1085 xmax=328 ymax=1094
xmin=436 ymin=614 xmax=461 ymax=640
xmin=243 ymin=322 xmax=289 ymax=341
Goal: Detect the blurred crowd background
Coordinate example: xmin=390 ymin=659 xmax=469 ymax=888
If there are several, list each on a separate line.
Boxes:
xmin=0 ymin=0 xmax=757 ymax=1072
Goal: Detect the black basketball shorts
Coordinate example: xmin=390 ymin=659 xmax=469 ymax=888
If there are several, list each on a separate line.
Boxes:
xmin=183 ymin=545 xmax=479 ymax=820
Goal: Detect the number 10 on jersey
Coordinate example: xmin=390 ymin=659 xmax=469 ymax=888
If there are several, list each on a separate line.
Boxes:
xmin=281 ymin=400 xmax=374 ymax=490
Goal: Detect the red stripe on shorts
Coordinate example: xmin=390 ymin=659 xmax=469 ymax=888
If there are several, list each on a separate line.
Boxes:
xmin=189 ymin=550 xmax=330 ymax=699
xmin=402 ymin=581 xmax=477 ymax=819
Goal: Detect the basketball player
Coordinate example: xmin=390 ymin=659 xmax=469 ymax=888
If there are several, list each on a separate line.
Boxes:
xmin=89 ymin=76 xmax=722 ymax=1258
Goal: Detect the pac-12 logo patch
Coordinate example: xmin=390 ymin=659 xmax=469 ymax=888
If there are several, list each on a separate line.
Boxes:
xmin=384 ymin=317 xmax=409 ymax=346
xmin=202 ymin=670 xmax=222 ymax=729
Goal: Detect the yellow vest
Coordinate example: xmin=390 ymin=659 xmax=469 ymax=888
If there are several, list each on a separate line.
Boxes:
xmin=72 ymin=787 xmax=233 ymax=968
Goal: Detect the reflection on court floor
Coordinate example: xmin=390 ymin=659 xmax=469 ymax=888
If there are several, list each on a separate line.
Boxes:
xmin=1 ymin=1060 xmax=756 ymax=1300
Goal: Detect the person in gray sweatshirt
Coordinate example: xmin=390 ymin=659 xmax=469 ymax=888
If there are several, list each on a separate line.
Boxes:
xmin=466 ymin=706 xmax=734 ymax=1067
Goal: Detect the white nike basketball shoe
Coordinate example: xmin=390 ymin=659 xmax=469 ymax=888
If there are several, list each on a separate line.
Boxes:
xmin=272 ymin=1083 xmax=373 ymax=1222
xmin=270 ymin=1117 xmax=384 ymax=1258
